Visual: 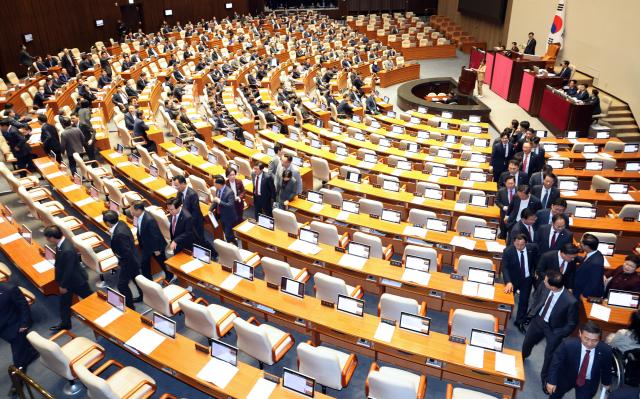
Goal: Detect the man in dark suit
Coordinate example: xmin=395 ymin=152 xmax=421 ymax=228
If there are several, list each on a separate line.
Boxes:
xmin=532 ymin=173 xmax=560 ymax=209
xmin=574 ymin=234 xmax=605 ymax=300
xmin=44 ymin=225 xmax=93 ymax=331
xmin=365 ymin=93 xmax=379 ymax=115
xmin=496 ymin=176 xmax=517 ymax=239
xmin=103 ymin=211 xmax=141 ymax=309
xmin=515 ymin=141 xmax=542 ymax=178
xmin=529 ymin=165 xmax=554 ymax=189
xmin=536 ymin=243 xmax=580 ymax=290
xmin=38 ymin=114 xmax=61 ymax=162
xmin=209 ymin=176 xmax=238 ymax=243
xmin=509 ymin=208 xmax=538 ymax=244
xmin=559 ymin=60 xmax=572 ymax=85
xmin=491 ymin=132 xmax=514 ymax=182
xmin=0 ymin=282 xmax=39 ymax=370
xmin=124 ymin=105 xmax=137 ymax=131
xmin=172 ymin=175 xmax=205 ymax=246
xmin=536 ymin=214 xmax=574 ymax=255
xmin=506 ymin=185 xmax=542 ymax=231
xmin=575 ymin=84 xmax=590 ymax=101
xmin=546 ymin=321 xmax=612 ymax=398
xmin=61 ymin=49 xmax=78 ymax=76
xmin=252 ymin=162 xmax=276 ymax=218
xmin=130 ymin=202 xmax=173 ymax=283
xmin=502 ymin=234 xmax=538 ymax=333
xmin=499 ymin=159 xmax=528 ymax=188
xmin=535 ymin=198 xmax=569 ymax=229
xmin=97 ymin=70 xmax=112 ymax=88
xmin=522 ymin=270 xmax=579 ymax=386
xmin=59 ymin=116 xmax=86 ymax=175
xmin=167 ymin=196 xmax=194 ymax=253
xmin=524 ymin=32 xmax=536 ymax=55
xmin=337 ymin=97 xmax=354 ymax=118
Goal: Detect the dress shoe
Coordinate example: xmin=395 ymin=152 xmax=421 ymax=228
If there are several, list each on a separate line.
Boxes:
xmin=49 ymin=324 xmax=70 ymax=332
xmin=133 ymin=296 xmax=143 ymax=303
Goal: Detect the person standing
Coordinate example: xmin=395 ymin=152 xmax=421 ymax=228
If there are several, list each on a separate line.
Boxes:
xmin=130 ymin=202 xmax=174 ymax=283
xmin=524 ymin=32 xmax=537 ymax=55
xmin=44 ymin=225 xmax=93 ymax=331
xmin=268 ymin=144 xmax=282 ymax=176
xmin=38 ymin=114 xmax=61 ymax=162
xmin=0 ymin=282 xmax=39 ymax=370
xmin=574 ymin=233 xmax=605 ymax=300
xmin=502 ymin=234 xmax=537 ymax=333
xmin=225 ymin=167 xmax=245 ymax=226
xmin=474 ymin=59 xmax=486 ymax=97
xmin=103 ymin=211 xmax=141 ymax=309
xmin=277 ymin=169 xmax=297 ymax=209
xmin=59 ymin=116 xmax=86 ymax=175
xmin=209 ymin=176 xmax=237 ymax=243
xmin=172 ymin=175 xmax=204 ymax=246
xmin=546 ymin=321 xmax=612 ymax=398
xmin=536 ymin=243 xmax=580 ymax=290
xmin=522 ymin=269 xmax=579 ymax=387
xmin=252 ymin=162 xmax=276 ymax=218
xmin=167 ymin=196 xmax=194 ymax=254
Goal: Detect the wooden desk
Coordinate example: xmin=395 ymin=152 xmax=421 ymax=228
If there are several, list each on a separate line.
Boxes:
xmin=539 ymin=87 xmax=595 ymax=136
xmin=580 ymin=298 xmax=634 ymax=338
xmin=546 ymin=150 xmax=640 ymax=163
xmin=72 ymin=294 xmax=332 ymax=399
xmin=554 ymin=168 xmax=640 ymax=185
xmin=560 ymin=189 xmax=640 ymax=215
xmin=567 ymin=215 xmax=640 ymax=252
xmin=406 ymin=111 xmax=491 ymax=131
xmin=164 ymin=252 xmax=524 ymax=397
xmin=378 ymin=63 xmax=421 ymax=88
xmin=374 ymin=114 xmax=491 ymax=140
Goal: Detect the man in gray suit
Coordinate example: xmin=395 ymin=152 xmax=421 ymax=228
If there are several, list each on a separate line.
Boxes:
xmin=276 ymin=154 xmax=302 ymax=195
xmin=268 ymin=143 xmax=282 ymax=176
xmin=59 ymin=116 xmax=86 ymax=174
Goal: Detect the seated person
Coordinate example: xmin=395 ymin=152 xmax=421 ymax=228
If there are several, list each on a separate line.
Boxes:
xmin=591 ymin=89 xmax=601 ymax=115
xmin=605 ymin=309 xmax=640 ymax=354
xmin=605 ymin=255 xmax=640 ymax=295
xmin=563 ymin=79 xmax=578 ymax=97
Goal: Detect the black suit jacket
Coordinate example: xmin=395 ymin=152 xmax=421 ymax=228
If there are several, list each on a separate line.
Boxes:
xmin=498 ymin=171 xmax=528 ymax=188
xmin=509 ymin=220 xmax=536 ymax=244
xmin=137 ymin=212 xmax=167 ymax=254
xmin=535 ymin=224 xmax=573 ymax=254
xmin=527 ymin=285 xmax=578 ymax=337
xmin=0 ymin=283 xmax=32 ymax=341
xmin=252 ymin=171 xmax=276 ymax=203
xmin=574 ymin=251 xmax=605 ymax=299
xmin=502 ymin=244 xmax=537 ymax=288
xmin=132 ymin=119 xmax=149 ymax=138
xmin=41 ymin=123 xmax=61 ymax=153
xmin=110 ymin=222 xmax=140 ymax=273
xmin=536 ymin=250 xmax=577 ymax=289
xmin=524 ymin=38 xmax=536 ymax=54
xmin=491 ymin=142 xmax=514 ymax=173
xmin=534 ymin=209 xmax=570 ymax=230
xmin=506 ymin=195 xmax=542 ymax=227
xmin=124 ymin=112 xmax=136 ymax=131
xmin=208 ymin=185 xmax=237 ymax=226
xmin=170 ymin=208 xmax=194 ymax=252
xmin=515 ymin=151 xmax=542 ymax=176
xmin=181 ymin=187 xmax=204 ymax=237
xmin=532 ymin=185 xmax=560 ymax=209
xmin=548 ymin=338 xmax=612 ymax=393
xmin=55 ymin=238 xmax=89 ymax=290
xmin=495 ymin=187 xmax=516 ymax=219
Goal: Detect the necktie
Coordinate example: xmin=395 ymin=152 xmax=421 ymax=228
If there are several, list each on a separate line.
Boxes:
xmin=504 ymin=144 xmax=508 ymax=157
xmin=519 ymin=250 xmax=525 ymax=275
xmin=542 ymin=189 xmax=549 ymax=208
xmin=560 ymin=260 xmax=566 ymax=274
xmin=254 ymin=175 xmax=261 ymax=196
xmin=576 ymin=349 xmax=591 ymax=387
xmin=528 ymin=225 xmax=533 ymax=240
xmin=522 ymin=154 xmax=528 ymax=172
xmin=540 ymin=292 xmax=554 ymax=320
xmin=551 ymin=231 xmax=558 ymax=248
xmin=509 ymin=189 xmax=513 ymax=203
xmin=171 ymin=215 xmax=177 ymax=235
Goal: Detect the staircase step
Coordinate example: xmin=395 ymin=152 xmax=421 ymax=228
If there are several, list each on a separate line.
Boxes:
xmin=607 ymin=110 xmax=632 ymax=117
xmin=604 ymin=117 xmax=637 ymax=126
xmin=610 ymin=124 xmax=640 ymax=134
xmin=609 ymin=104 xmax=630 ymax=112
xmin=616 ymin=132 xmax=640 ymax=142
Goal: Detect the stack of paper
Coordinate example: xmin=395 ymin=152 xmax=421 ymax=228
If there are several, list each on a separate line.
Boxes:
xmin=477 ymin=284 xmax=495 ymax=300
xmin=373 ymin=322 xmax=396 ymax=343
xmin=609 ymin=193 xmax=634 ymax=202
xmin=175 ymin=150 xmax=190 ymax=157
xmin=288 ymin=240 xmax=321 ymax=255
xmin=181 ymin=259 xmax=205 ymax=274
xmin=220 ymin=274 xmax=242 ymax=291
xmin=236 ymin=222 xmax=255 ymax=233
xmin=75 ymin=197 xmax=96 ymax=207
xmin=125 ymin=328 xmax=166 ymax=355
xmin=495 ymin=352 xmax=517 ymax=376
xmin=140 ymin=176 xmax=156 ymax=184
xmin=94 ymin=308 xmax=123 ymax=328
xmin=336 ymin=211 xmax=350 ymax=221
xmin=464 ymin=345 xmax=485 ymax=368
xmin=116 ymin=161 xmax=133 ymax=168
xmin=309 ymin=203 xmax=325 ymax=213
xmin=32 ymin=260 xmax=54 ymax=273
xmin=157 ymin=186 xmax=178 ymax=197
xmin=454 ymin=202 xmax=467 ymax=212
xmin=450 ymin=236 xmax=476 ymax=250
xmin=402 ymin=269 xmax=431 ymax=286
xmin=589 ymin=303 xmax=611 ymax=322
xmin=338 ymin=254 xmax=367 ymax=270
xmin=61 ymin=184 xmax=81 ymax=193
xmin=461 ymin=281 xmax=480 ymax=297
xmin=46 ymin=171 xmax=64 ymax=179
xmin=403 ymin=225 xmax=427 ymax=238
xmin=196 ymin=357 xmax=238 ymax=389
xmin=485 ymin=241 xmax=506 ymax=253
xmin=247 ymin=378 xmax=277 ymax=399
xmin=0 ymin=233 xmax=23 ymax=245
xmin=108 ymin=152 xmax=121 ymax=159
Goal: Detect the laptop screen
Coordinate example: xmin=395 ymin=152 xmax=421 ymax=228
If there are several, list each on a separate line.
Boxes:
xmin=574 ymin=206 xmax=596 ymax=219
xmin=423 ymin=188 xmax=443 ymax=200
xmin=381 ymin=209 xmax=401 ymax=224
xmin=347 ymin=242 xmax=370 ymax=259
xmin=608 ymin=183 xmax=628 ymax=194
xmin=307 ymin=191 xmax=323 ymax=204
xmin=425 ymin=218 xmax=448 ymax=232
xmin=342 ymin=200 xmax=359 ymax=214
xmin=468 ymin=267 xmax=496 ymax=285
xmin=382 ymin=180 xmax=400 ymax=192
xmin=336 ymin=294 xmax=364 ymax=317
xmin=470 ymin=329 xmax=504 ymax=352
xmin=469 ymin=194 xmax=488 ymax=207
xmin=405 ymin=255 xmax=431 ymax=272
xmin=280 ymin=277 xmax=304 ymax=298
xmin=299 ymin=228 xmax=319 ymax=245
xmin=193 ymin=244 xmax=211 ymax=263
xmin=399 ymin=312 xmax=431 ymax=335
xmin=597 ymin=242 xmax=615 ymax=256
xmin=547 ymin=159 xmax=565 ymax=169
xmin=558 ymin=180 xmax=578 ymax=191
xmin=257 ymin=214 xmax=275 ymax=230
xmin=396 ymin=160 xmax=412 ymax=171
xmin=607 ymin=290 xmax=640 ymax=309
xmin=473 ymin=226 xmax=497 ymax=241
xmin=233 ymin=261 xmax=254 ymax=281
xmin=211 ymin=338 xmax=238 ymax=367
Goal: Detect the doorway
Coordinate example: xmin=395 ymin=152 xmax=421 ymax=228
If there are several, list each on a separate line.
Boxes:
xmin=120 ymin=4 xmax=144 ymax=34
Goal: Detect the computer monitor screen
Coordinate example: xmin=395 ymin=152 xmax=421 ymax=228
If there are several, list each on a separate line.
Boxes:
xmin=608 ymin=183 xmax=628 ymax=194
xmin=399 ymin=312 xmax=431 ymax=335
xmin=346 ymin=171 xmax=361 ymax=183
xmin=149 ymin=165 xmax=159 ymax=178
xmin=152 ymin=312 xmax=176 ymax=338
xmin=283 ymin=368 xmax=315 ymax=397
xmin=396 ymin=160 xmax=411 ymax=171
xmin=468 ymin=267 xmax=496 ymax=285
xmin=423 ymin=188 xmax=443 ymax=200
xmin=597 ymin=242 xmax=615 ymax=256
xmin=558 ymin=180 xmax=578 ymax=191
xmin=405 ymin=255 xmax=430 ymax=272
xmin=382 ymin=180 xmax=399 ymax=192
xmin=20 ymin=224 xmax=32 ymax=244
xmin=470 ymin=329 xmax=505 ymax=352
xmin=280 ymin=277 xmax=304 ymax=298
xmin=425 ymin=218 xmax=448 ymax=232
xmin=469 ymin=115 xmax=481 ymax=123
xmin=381 ymin=209 xmax=401 ymax=224
xmin=106 ymin=287 xmax=126 ymax=312
xmin=441 ymin=111 xmax=453 ymax=119
xmin=468 ymin=172 xmax=487 ymax=182
xmin=574 ymin=206 xmax=596 ymax=219
xmin=233 ymin=261 xmax=254 ymax=281
xmin=469 ymin=194 xmax=488 ymax=207
xmin=347 ymin=242 xmax=370 ymax=259
xmin=473 ymin=226 xmax=497 ymax=241
xmin=585 ymin=161 xmax=603 ymax=171
xmin=607 ymin=290 xmax=640 ymax=309
xmin=299 ymin=228 xmax=319 ymax=245
xmin=547 ymin=159 xmax=565 ymax=169
xmin=257 ymin=214 xmax=274 ymax=230
xmin=211 ymin=338 xmax=237 ymax=366
xmin=44 ymin=245 xmax=56 ymax=263
xmin=342 ymin=200 xmax=359 ymax=214
xmin=307 ymin=191 xmax=323 ymax=204
xmin=193 ymin=244 xmax=211 ymax=263
xmin=336 ymin=295 xmax=364 ymax=317
xmin=109 ymin=200 xmax=120 ymax=214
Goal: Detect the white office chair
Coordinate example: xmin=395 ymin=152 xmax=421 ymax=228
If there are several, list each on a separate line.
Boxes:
xmin=583 ymin=231 xmax=617 ymax=246
xmin=74 ymin=362 xmax=156 ymax=399
xmin=591 ymin=175 xmax=613 ymax=191
xmin=273 ymin=208 xmax=304 ymax=235
xmin=367 ymin=363 xmax=427 ymax=399
xmin=566 ymin=200 xmax=592 ymax=215
xmin=310 ymin=156 xmax=338 ymax=189
xmin=454 ymin=216 xmax=487 ymax=235
xmin=319 ymin=188 xmax=343 ymax=207
xmin=309 ymin=221 xmax=350 ymax=248
xmin=407 ymin=209 xmax=437 ymax=226
xmin=457 ymin=189 xmax=485 ymax=204
xmin=603 ymin=141 xmax=625 ymax=152
xmin=261 ymin=257 xmax=310 ymax=287
xmin=459 ymin=168 xmax=483 ymax=181
xmin=378 ymin=293 xmax=426 ymax=322
xmin=455 ymin=255 xmax=495 ymax=276
xmin=403 ymin=245 xmax=439 ymax=273
xmin=180 ymin=298 xmax=237 ymax=341
xmin=415 ymin=182 xmax=441 ymax=196
xmin=314 ymin=272 xmax=363 ymax=304
xmin=593 ymin=156 xmax=617 ymax=170
xmin=73 ymin=236 xmax=118 ymax=289
xmin=27 ymin=330 xmax=105 ymax=395
xmin=213 ymin=239 xmax=260 ymax=269
xmin=358 ymin=198 xmax=383 ymax=217
xmin=448 ymin=309 xmax=498 ymax=339
xmin=297 ymin=342 xmax=358 ymax=392
xmin=233 ymin=317 xmax=294 ymax=368
xmin=352 ymin=231 xmax=394 ymax=260
xmin=611 ymin=205 xmax=640 ymax=220
xmin=134 ymin=275 xmax=193 ymax=317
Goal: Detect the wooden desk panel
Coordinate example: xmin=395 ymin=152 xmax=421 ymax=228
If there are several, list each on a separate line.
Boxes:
xmin=378 ymin=64 xmax=420 ymax=88
xmin=580 ymin=298 xmax=634 ymax=338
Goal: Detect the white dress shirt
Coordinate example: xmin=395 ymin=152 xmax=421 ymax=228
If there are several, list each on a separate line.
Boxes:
xmin=579 ymin=344 xmax=595 ymax=379
xmin=557 ymin=251 xmax=568 ymax=274
xmin=540 ymin=287 xmax=564 ymax=322
xmin=516 ymin=197 xmax=530 ymax=221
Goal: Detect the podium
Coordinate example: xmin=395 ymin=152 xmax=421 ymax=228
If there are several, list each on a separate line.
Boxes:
xmin=490 ymin=52 xmax=547 ymax=102
xmin=457 ymin=67 xmax=477 ymax=96
xmin=539 ymin=87 xmax=595 ymax=136
xmin=518 ymin=71 xmax=563 ymax=116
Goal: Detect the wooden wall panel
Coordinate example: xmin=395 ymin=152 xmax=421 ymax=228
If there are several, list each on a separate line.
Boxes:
xmin=436 ymin=0 xmax=512 ymax=48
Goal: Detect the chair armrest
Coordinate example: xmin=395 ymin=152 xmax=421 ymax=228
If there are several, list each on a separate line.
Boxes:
xmin=271 ymin=332 xmax=294 ymax=362
xmin=91 ymin=359 xmax=124 ymax=377
xmin=608 ymin=208 xmax=617 ymax=218
xmin=244 ymin=251 xmax=261 ymax=266
xmin=11 ymin=169 xmax=31 ymax=176
xmin=85 ymin=160 xmax=101 ymax=167
xmin=383 ymin=243 xmax=394 ymax=260
xmin=50 ymin=329 xmax=77 ymax=342
xmin=68 ymin=343 xmax=104 ymax=373
xmin=341 ymin=353 xmax=358 ymax=387
xmin=350 ymin=285 xmax=364 ymax=299
xmin=159 ymin=395 xmax=178 ymax=399
xmin=121 ymin=380 xmax=157 ymax=399
xmin=131 ymin=136 xmax=147 ymax=144
xmin=216 ymin=310 xmax=238 ymax=337
xmin=447 ymin=309 xmax=454 ymax=334
xmin=339 ymin=232 xmax=350 ymax=248
xmin=293 ymin=268 xmax=310 ymax=284
xmin=153 ymin=276 xmax=168 ymax=285
xmin=194 ymin=297 xmax=209 ymax=305
xmin=418 ymin=301 xmax=427 ymax=317
xmin=167 ymin=289 xmax=192 ymax=308
xmin=247 ymin=316 xmax=260 ymax=326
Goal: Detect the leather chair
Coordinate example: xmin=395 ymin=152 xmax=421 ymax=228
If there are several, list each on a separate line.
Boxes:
xmin=297 ymin=342 xmax=358 ymax=392
xmin=378 ymin=293 xmax=426 ymax=322
xmin=454 ymin=255 xmax=495 ymax=276
xmin=233 ymin=317 xmax=294 ymax=368
xmin=74 ymin=362 xmax=156 ymax=399
xmin=352 ymin=231 xmax=393 ymax=260
xmin=366 ymin=362 xmax=427 ymax=399
xmin=314 ymin=272 xmax=363 ymax=304
xmin=448 ymin=309 xmax=498 ymax=339
xmin=180 ymin=298 xmax=237 ymax=341
xmin=261 ymin=257 xmax=310 ymax=287
xmin=134 ymin=275 xmax=193 ymax=317
xmin=213 ymin=239 xmax=260 ymax=269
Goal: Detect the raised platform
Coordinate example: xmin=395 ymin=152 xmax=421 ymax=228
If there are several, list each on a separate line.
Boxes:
xmin=396 ymin=77 xmax=492 ymax=121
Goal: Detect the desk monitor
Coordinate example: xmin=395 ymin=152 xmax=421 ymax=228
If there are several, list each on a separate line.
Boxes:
xmin=608 ymin=183 xmax=629 ymax=194
xmin=267 ymin=147 xmax=276 ymax=157
xmin=399 ymin=312 xmax=431 ymax=336
xmin=473 ymin=226 xmax=497 ymax=241
xmin=382 ymin=179 xmax=400 ymax=192
xmin=558 ymin=180 xmax=578 ymax=191
xmin=409 ymin=117 xmax=420 ymax=125
xmin=73 ymin=172 xmax=82 ymax=186
xmin=89 ymin=185 xmax=100 ymax=200
xmin=417 ymin=131 xmax=430 ymax=139
xmin=406 ymin=142 xmax=419 ymax=153
xmin=379 ymin=138 xmax=391 ymax=147
xmin=542 ymin=143 xmax=559 ymax=152
xmin=396 ymin=160 xmax=412 ymax=171
xmin=626 ymin=162 xmax=640 ymax=172
xmin=315 ymin=119 xmax=323 ymax=128
xmin=470 ymin=153 xmax=487 ymax=163
xmin=353 ymin=132 xmax=365 ymax=141
xmin=585 ymin=161 xmax=603 ymax=171
xmin=342 ymin=200 xmax=359 ymax=214
xmin=392 ymin=125 xmax=404 ymax=134
xmin=19 ymin=224 xmax=32 ymax=244
xmin=347 ymin=242 xmax=370 ymax=259
xmin=363 ymin=153 xmax=377 ymax=164
xmin=346 ymin=171 xmax=361 ymax=183
xmin=418 ymin=106 xmax=427 ymax=114
xmin=567 ymin=131 xmax=578 ymax=139
xmin=441 ymin=111 xmax=453 ymax=119
xmin=425 ymin=217 xmax=448 ymax=232
xmin=383 ymin=96 xmax=390 ymax=103
xmin=596 ymin=131 xmax=610 ymax=139
xmin=468 ymin=172 xmax=487 ymax=182
xmin=299 ymin=228 xmax=319 ymax=245
xmin=470 ymin=329 xmax=504 ymax=352
xmin=431 ymin=165 xmax=448 ymax=177
xmin=197 ymin=189 xmax=210 ymax=204
xmin=469 ymin=194 xmax=488 ymax=207
xmin=109 ymin=199 xmax=120 ymax=214
xmin=436 ymin=149 xmax=453 ymax=159
xmin=226 ymin=131 xmax=235 ymax=141
xmin=149 ymin=165 xmax=159 ymax=178
xmin=175 ymin=137 xmax=183 ymax=147
xmin=469 ymin=115 xmax=481 ymax=123
xmin=283 ymin=368 xmax=315 ymax=398
xmin=624 ymin=144 xmax=639 ymax=153
xmin=310 ymin=138 xmax=322 ymax=149
xmin=281 ymin=277 xmax=304 ymax=298
xmin=597 ymin=242 xmax=615 ymax=257
xmin=3 ymin=205 xmax=13 ymax=223
xmin=321 ymin=103 xmax=327 ymax=111
xmin=583 ymin=145 xmax=599 ymax=153
xmin=186 ymin=144 xmax=197 ymax=156
xmin=381 ymin=209 xmax=401 ymax=224
xmin=336 ymin=146 xmax=348 ymax=157
xmin=468 ymin=267 xmax=496 ymax=285
xmin=233 ymin=261 xmax=254 ymax=281
xmin=607 ymin=290 xmax=639 ymax=309
xmin=164 ymin=9 xmax=173 ymax=16
xmin=127 ymin=153 xmax=140 ymax=166
xmin=307 ymin=190 xmax=323 ymax=204
xmin=272 ymin=123 xmax=281 ymax=133
xmin=405 ymin=255 xmax=431 ymax=272
xmin=152 ymin=312 xmax=176 ymax=339
xmin=473 ymin=138 xmax=488 ymax=147
xmin=211 ymin=338 xmax=238 ymax=367
xmin=352 ymin=115 xmax=361 ymax=123
xmin=106 ymin=287 xmax=126 ymax=312
xmin=440 ymin=122 xmax=449 ymax=130
xmin=257 ymin=214 xmax=275 ymax=230
xmin=547 ymin=159 xmax=565 ymax=169
xmin=371 ymin=121 xmax=381 ymax=128
xmin=332 ymin=126 xmax=342 ymax=134
xmin=336 ymin=294 xmax=364 ymax=317
xmin=245 ymin=139 xmax=255 ymax=149
xmin=387 ymin=111 xmax=396 ymax=118
xmin=468 ymin=126 xmax=482 ymax=134
xmin=574 ymin=206 xmax=596 ymax=219
xmin=536 ymin=130 xmax=548 ymax=138
xmin=116 ymin=143 xmax=124 ymax=154
xmin=289 ymin=131 xmax=299 ymax=141
xmin=423 ymin=188 xmax=443 ymax=200
xmin=44 ymin=245 xmax=56 ymax=263
xmin=193 ymin=244 xmax=211 ymax=264
xmin=445 ymin=134 xmax=456 ymax=144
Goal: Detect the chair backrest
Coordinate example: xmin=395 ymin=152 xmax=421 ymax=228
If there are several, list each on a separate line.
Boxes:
xmin=233 ymin=157 xmax=252 ymax=178
xmin=352 ymin=231 xmax=383 ymax=258
xmin=583 ymin=231 xmax=617 ymax=246
xmin=147 ymin=205 xmax=171 ymax=243
xmin=617 ymin=205 xmax=640 ymax=220
xmin=26 ymin=331 xmax=74 ymax=380
xmin=450 ymin=309 xmax=497 ymax=339
xmin=73 ymin=236 xmax=101 ymax=274
xmin=314 ymin=272 xmax=349 ymax=303
xmin=603 ymin=141 xmax=625 ymax=152
xmin=297 ymin=343 xmax=343 ymax=389
xmin=451 ymin=387 xmax=501 ymax=399
xmin=74 ymin=364 xmax=118 ymax=399
xmin=407 ymin=209 xmax=437 ymax=226
xmin=368 ymin=366 xmax=419 ymax=399
xmin=273 ymin=208 xmax=299 ymax=235
xmin=319 ymin=188 xmax=343 ymax=207
xmin=180 ymin=299 xmax=218 ymax=339
xmin=188 ymin=174 xmax=209 ymax=196
xmin=309 ymin=221 xmax=340 ymax=247
xmin=403 ymin=245 xmax=438 ymax=272
xmin=233 ymin=318 xmax=273 ymax=364
xmin=457 ymin=189 xmax=485 ymax=204
xmin=593 ymin=156 xmax=617 ymax=170
xmin=566 ymin=200 xmax=592 ymax=215
xmin=379 ymin=293 xmax=419 ymax=322
xmin=415 ymin=182 xmax=441 ymax=196
xmin=134 ymin=275 xmax=171 ymax=316
xmin=590 ymin=175 xmax=613 ymax=191
xmin=193 ymin=138 xmax=208 ymax=158
xmin=310 ymin=156 xmax=331 ymax=182
xmin=456 ymin=255 xmax=494 ymax=276
xmin=454 ymin=216 xmax=486 ymax=235
xmin=261 ymin=257 xmax=295 ymax=286
xmin=213 ymin=239 xmax=243 ymax=268
xmin=359 ymin=198 xmax=383 ymax=217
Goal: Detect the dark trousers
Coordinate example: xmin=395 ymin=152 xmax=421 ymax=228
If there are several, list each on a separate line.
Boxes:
xmin=140 ymin=250 xmax=172 ymax=282
xmin=6 ymin=330 xmax=39 ymax=369
xmin=549 ymin=379 xmax=600 ymax=399
xmin=117 ymin=265 xmax=140 ymax=309
xmin=221 ymin=220 xmax=236 ymax=244
xmin=67 ymin=152 xmax=79 ymax=175
xmin=522 ymin=316 xmax=564 ymax=382
xmin=253 ymin=195 xmax=273 ymax=219
xmin=514 ymin=278 xmax=533 ymax=324
xmin=59 ymin=282 xmax=93 ymax=327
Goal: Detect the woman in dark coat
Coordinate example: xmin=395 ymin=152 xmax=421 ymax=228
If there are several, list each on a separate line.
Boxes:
xmin=225 ymin=166 xmax=245 ymax=226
